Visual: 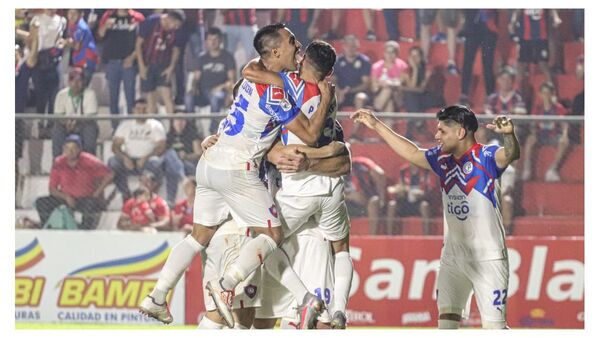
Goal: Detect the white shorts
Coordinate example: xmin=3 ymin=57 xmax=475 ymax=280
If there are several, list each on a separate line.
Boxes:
xmin=202 ymin=233 xmax=261 ymax=310
xmin=256 ymin=224 xmax=334 ymax=324
xmin=194 ymin=157 xmax=281 ymax=228
xmin=276 ymin=180 xmax=350 ymax=242
xmin=437 ymin=255 xmax=509 ymax=324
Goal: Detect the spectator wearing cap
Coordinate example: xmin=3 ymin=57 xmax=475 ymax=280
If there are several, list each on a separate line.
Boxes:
xmin=135 ymin=9 xmax=186 ymax=115
xmin=35 ymin=134 xmax=114 ymax=230
xmin=118 ymin=170 xmax=171 ymax=232
xmin=52 ymin=67 xmax=99 ymax=158
xmin=109 ymin=98 xmax=185 ymax=205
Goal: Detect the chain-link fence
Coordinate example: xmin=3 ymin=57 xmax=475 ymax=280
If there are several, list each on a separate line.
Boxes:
xmin=15 ymin=113 xmax=584 ymax=237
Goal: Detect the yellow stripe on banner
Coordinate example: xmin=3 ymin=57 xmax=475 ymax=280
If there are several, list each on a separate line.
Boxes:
xmin=75 ymin=248 xmax=170 ymax=278
xmin=15 ymin=245 xmax=43 ymax=268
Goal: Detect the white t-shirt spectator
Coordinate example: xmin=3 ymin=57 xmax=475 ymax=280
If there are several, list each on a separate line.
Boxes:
xmin=31 ymin=13 xmax=66 ymax=51
xmin=54 ymin=87 xmax=98 ymax=116
xmin=114 ymin=119 xmax=166 ymax=158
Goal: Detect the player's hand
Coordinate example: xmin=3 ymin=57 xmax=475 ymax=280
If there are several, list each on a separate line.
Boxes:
xmin=276 ymin=149 xmax=309 ymax=173
xmin=486 ymin=115 xmax=515 ymax=134
xmin=318 ymin=80 xmax=334 ymax=102
xmin=201 ymin=134 xmax=219 ymax=151
xmin=350 ymin=108 xmax=380 ymax=130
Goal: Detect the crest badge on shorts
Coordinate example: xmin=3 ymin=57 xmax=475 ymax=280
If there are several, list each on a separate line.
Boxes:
xmin=269 ymin=204 xmax=278 ymax=218
xmin=463 ymin=161 xmax=473 ymax=175
xmin=244 ymin=284 xmax=257 ymax=299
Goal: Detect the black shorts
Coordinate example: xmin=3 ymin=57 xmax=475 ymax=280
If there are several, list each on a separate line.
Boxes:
xmin=518 ymin=40 xmax=549 ymax=64
xmin=141 ymin=64 xmax=170 ymax=92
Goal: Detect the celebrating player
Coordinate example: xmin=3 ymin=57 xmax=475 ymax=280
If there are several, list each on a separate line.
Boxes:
xmin=351 ymin=106 xmax=520 ymax=329
xmin=242 ymin=41 xmax=353 ymax=329
xmin=140 ymin=23 xmax=332 ymax=329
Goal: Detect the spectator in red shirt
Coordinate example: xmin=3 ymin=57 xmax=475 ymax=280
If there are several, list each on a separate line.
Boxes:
xmin=118 ymin=170 xmax=171 ymax=232
xmin=522 ymin=82 xmax=570 ymax=182
xmin=171 ymin=178 xmax=196 ymax=233
xmin=35 ymin=134 xmax=114 ymax=229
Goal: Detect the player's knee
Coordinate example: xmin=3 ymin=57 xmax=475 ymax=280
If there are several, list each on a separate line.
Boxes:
xmin=482 ymin=320 xmax=508 ymax=329
xmin=191 ymin=223 xmax=216 ymax=246
xmin=438 ymin=314 xmax=461 ymax=329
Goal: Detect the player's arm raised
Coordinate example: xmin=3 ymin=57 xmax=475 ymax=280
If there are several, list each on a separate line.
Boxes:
xmin=351 ymin=109 xmax=431 ymax=170
xmin=242 ymin=58 xmax=284 ymax=88
xmin=284 ymin=80 xmax=334 ymax=146
xmin=486 ymin=115 xmax=521 ymax=169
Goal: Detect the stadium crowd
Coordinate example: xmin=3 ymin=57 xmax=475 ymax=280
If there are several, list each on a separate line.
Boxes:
xmin=15 ymin=9 xmax=584 ymax=235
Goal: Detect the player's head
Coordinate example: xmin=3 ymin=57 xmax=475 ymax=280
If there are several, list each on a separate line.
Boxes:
xmin=163 ymin=9 xmax=185 ymax=31
xmin=205 ymin=27 xmax=223 ymax=52
xmin=253 ymin=23 xmax=301 ymax=71
xmin=435 ymin=105 xmax=479 ymax=153
xmin=300 ymin=40 xmax=336 ymax=81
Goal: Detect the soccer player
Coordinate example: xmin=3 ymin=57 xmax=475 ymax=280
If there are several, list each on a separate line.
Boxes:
xmin=243 ymin=41 xmax=353 ymax=329
xmin=351 ymin=106 xmax=520 ymax=329
xmin=140 ymin=23 xmax=332 ymax=328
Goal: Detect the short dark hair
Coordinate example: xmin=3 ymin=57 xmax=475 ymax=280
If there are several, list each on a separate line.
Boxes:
xmin=166 ymin=9 xmax=186 ymax=23
xmin=206 ymin=27 xmax=223 ymax=39
xmin=134 ymin=98 xmax=147 ymax=105
xmin=253 ymin=23 xmax=286 ymax=57
xmin=304 ymin=40 xmax=336 ymax=80
xmin=436 ymin=105 xmax=479 ymax=133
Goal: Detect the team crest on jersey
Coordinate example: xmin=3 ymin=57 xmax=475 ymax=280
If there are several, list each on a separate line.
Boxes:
xmin=244 ymin=284 xmax=257 ymax=299
xmin=268 ymin=204 xmax=278 ymax=218
xmin=463 ymin=161 xmax=473 ymax=175
xmin=280 ymin=97 xmax=292 ymax=111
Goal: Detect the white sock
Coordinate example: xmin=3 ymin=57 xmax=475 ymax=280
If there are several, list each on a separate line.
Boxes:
xmin=152 ymin=235 xmax=204 ymax=303
xmin=438 ymin=319 xmax=460 ymax=329
xmin=221 ymin=234 xmax=277 ymax=290
xmin=332 ymin=251 xmax=353 ymax=314
xmin=233 ymin=323 xmax=248 ymax=329
xmin=197 ymin=314 xmax=224 ymax=329
xmin=482 ymin=320 xmax=508 ymax=329
xmin=265 ymin=248 xmax=309 ymax=305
